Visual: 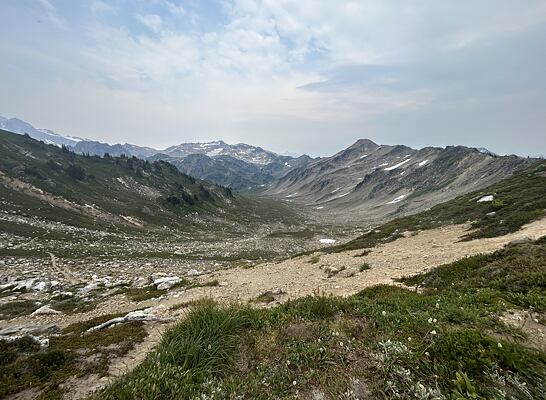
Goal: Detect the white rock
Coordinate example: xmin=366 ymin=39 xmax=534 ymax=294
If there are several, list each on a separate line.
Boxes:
xmin=154 ymin=276 xmax=181 ymax=290
xmin=34 ymin=281 xmax=50 ymax=291
xmin=32 ymin=305 xmax=61 ymax=316
xmin=80 ymin=282 xmax=100 ymax=293
xmin=186 ymin=269 xmax=200 ymax=277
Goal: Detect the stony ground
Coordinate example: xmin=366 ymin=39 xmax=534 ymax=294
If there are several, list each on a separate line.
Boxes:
xmin=1 ymin=217 xmax=546 ymax=399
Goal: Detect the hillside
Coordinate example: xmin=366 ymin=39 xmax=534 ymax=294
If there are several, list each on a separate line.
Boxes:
xmin=329 ymin=159 xmax=546 ymax=252
xmin=0 ymin=129 xmax=235 ymax=231
xmin=263 ymin=139 xmax=533 ymax=223
xmin=152 ymin=153 xmax=313 ymax=190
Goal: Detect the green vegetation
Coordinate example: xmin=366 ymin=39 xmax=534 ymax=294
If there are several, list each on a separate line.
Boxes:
xmin=402 ymin=236 xmax=546 ymax=312
xmin=117 ymin=278 xmax=220 ymax=302
xmin=359 ymin=262 xmax=371 ymax=272
xmin=98 ymin=238 xmax=546 ymax=399
xmin=0 ymin=299 xmax=40 ymax=320
xmin=308 ymin=254 xmax=320 ymax=264
xmin=330 ymin=160 xmax=546 ymax=252
xmin=0 ymin=129 xmax=233 ymax=233
xmin=0 ymin=314 xmax=147 ymax=398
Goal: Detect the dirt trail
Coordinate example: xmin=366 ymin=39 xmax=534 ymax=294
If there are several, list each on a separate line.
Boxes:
xmin=6 ymin=217 xmax=546 ymax=330
xmin=165 ymin=217 xmax=546 ymax=306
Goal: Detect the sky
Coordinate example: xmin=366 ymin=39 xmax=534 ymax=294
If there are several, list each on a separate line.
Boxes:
xmin=0 ymin=1 xmax=545 ymax=157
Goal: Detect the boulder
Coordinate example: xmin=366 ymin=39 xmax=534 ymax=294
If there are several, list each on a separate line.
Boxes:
xmin=132 ymin=277 xmax=152 ymax=288
xmin=32 ymin=305 xmax=61 ymax=316
xmin=79 ymin=282 xmax=101 ymax=293
xmin=86 ymin=308 xmax=173 ymax=333
xmin=154 ymin=276 xmax=181 ymax=290
xmin=508 ymin=236 xmax=533 ymax=246
xmin=0 ymin=323 xmax=59 ymax=337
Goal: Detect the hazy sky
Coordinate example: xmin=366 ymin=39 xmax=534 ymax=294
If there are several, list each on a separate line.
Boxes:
xmin=1 ymin=1 xmax=545 ymax=156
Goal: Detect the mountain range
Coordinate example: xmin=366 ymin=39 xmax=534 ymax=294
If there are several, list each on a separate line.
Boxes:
xmin=0 ymin=114 xmax=534 ymax=225
xmin=0 ymin=115 xmax=301 ymax=189
xmin=263 ymin=138 xmax=531 ymax=223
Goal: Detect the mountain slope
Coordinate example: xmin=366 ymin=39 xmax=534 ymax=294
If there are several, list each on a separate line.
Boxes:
xmin=71 ymin=140 xmax=158 ymax=158
xmin=0 ymin=129 xmax=235 ymax=231
xmin=0 ymin=116 xmax=84 ymax=147
xmin=150 ymin=153 xmax=313 ymax=190
xmin=328 ymin=159 xmax=546 ymax=252
xmin=263 ymin=139 xmax=532 ymax=223
xmin=162 ymin=140 xmax=284 ymax=165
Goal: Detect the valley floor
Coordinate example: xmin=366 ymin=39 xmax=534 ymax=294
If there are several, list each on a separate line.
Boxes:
xmin=2 ymin=216 xmax=545 ymax=399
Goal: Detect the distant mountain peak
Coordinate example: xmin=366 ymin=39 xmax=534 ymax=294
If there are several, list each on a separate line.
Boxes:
xmin=0 ymin=115 xmax=83 ymax=147
xmin=348 ymin=139 xmax=379 ymax=149
xmin=162 ymin=140 xmax=282 ymax=165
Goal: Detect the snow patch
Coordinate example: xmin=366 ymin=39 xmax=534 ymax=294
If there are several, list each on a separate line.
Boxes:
xmin=418 ymin=160 xmax=429 ymax=167
xmin=319 ymin=238 xmax=336 ymax=244
xmin=385 ymin=158 xmax=411 ymax=171
xmin=387 ymin=194 xmax=408 ymax=204
xmin=477 ymin=195 xmax=494 ymax=203
xmin=359 ymin=154 xmax=368 ymax=159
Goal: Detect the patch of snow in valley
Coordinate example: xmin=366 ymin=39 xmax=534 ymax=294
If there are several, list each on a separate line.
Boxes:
xmin=285 ymin=192 xmax=298 ymax=198
xmin=387 ymin=194 xmax=408 ymax=204
xmin=319 ymin=238 xmax=336 ymax=244
xmin=418 ymin=160 xmax=429 ymax=166
xmin=359 ymin=154 xmax=368 ymax=159
xmin=385 ymin=159 xmax=411 ymax=171
xmin=477 ymin=195 xmax=494 ymax=203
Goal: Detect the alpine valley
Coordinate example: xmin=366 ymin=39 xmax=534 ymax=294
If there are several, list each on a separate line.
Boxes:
xmin=1 ymin=115 xmax=545 ymax=400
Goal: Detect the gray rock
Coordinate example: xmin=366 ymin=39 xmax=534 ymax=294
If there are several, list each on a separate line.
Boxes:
xmin=508 ymin=236 xmax=533 ymax=246
xmin=132 ymin=277 xmax=152 ymax=288
xmin=31 ymin=305 xmax=61 ymax=316
xmin=86 ymin=308 xmax=172 ymax=332
xmin=79 ymin=282 xmax=101 ymax=293
xmin=154 ymin=276 xmax=181 ymax=290
xmin=0 ymin=323 xmax=59 ymax=337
